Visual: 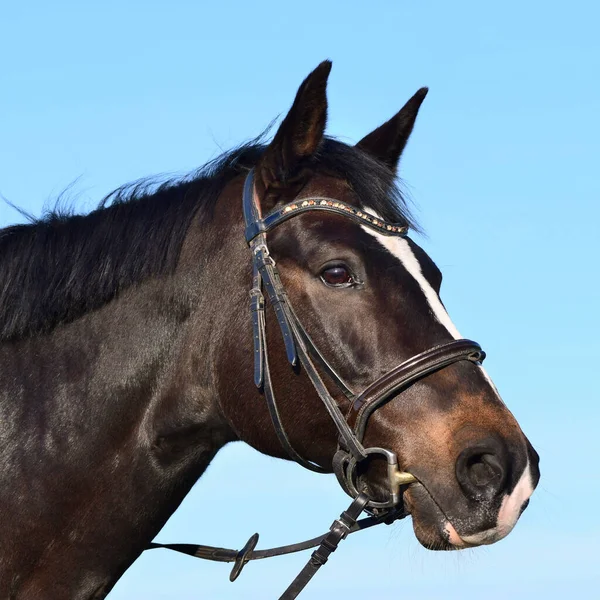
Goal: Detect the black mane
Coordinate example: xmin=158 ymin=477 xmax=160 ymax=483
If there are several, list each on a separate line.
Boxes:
xmin=0 ymin=138 xmax=417 ymax=342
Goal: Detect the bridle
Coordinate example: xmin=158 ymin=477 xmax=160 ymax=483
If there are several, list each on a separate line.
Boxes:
xmin=148 ymin=169 xmax=486 ymax=598
xmin=242 ymin=169 xmax=485 ymax=506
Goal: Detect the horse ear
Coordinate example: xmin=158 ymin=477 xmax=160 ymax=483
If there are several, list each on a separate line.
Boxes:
xmin=255 ymin=61 xmax=331 ymax=200
xmin=356 ymin=87 xmax=428 ymax=171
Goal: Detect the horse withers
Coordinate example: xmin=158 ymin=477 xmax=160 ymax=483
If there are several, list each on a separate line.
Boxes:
xmin=0 ymin=61 xmax=539 ymax=599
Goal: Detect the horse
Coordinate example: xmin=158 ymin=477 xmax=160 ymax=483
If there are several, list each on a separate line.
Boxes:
xmin=0 ymin=61 xmax=540 ymax=599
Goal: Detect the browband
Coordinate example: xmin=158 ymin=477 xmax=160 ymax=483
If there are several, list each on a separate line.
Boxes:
xmin=243 ymin=169 xmax=409 ymax=243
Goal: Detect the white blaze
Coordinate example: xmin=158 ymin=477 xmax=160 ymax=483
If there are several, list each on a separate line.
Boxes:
xmin=360 ymin=218 xmax=461 ymax=339
xmin=362 ymin=217 xmax=504 ymax=405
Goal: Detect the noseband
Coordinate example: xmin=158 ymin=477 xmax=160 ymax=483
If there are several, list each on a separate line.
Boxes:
xmin=149 ymin=169 xmax=486 ymax=598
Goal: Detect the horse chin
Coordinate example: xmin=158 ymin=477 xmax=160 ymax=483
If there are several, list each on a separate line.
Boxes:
xmin=403 ymin=482 xmax=465 ymax=551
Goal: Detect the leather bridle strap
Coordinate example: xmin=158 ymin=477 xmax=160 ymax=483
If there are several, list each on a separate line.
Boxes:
xmin=349 ymin=339 xmax=486 ymax=441
xmin=252 ymin=241 xmax=367 ymax=463
xmin=332 ymin=339 xmax=485 ymax=507
xmin=277 ymin=493 xmax=369 ymax=599
xmin=148 ymin=493 xmax=379 ymax=598
xmin=259 ymin=285 xmax=328 ymax=472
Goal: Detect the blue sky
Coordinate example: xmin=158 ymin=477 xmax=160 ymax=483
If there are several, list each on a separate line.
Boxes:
xmin=1 ymin=1 xmax=598 ymax=598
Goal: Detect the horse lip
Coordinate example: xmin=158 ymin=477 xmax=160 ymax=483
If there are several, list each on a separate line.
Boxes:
xmin=403 ymin=480 xmax=465 ymax=550
xmin=405 ymin=480 xmax=508 ymax=549
xmin=406 ymin=480 xmax=450 ymax=521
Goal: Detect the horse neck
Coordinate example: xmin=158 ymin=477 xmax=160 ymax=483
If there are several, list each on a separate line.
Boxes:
xmin=0 ymin=186 xmax=244 ymax=598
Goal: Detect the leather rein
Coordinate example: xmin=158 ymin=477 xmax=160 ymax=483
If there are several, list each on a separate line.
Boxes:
xmin=147 ymin=169 xmax=486 ymax=598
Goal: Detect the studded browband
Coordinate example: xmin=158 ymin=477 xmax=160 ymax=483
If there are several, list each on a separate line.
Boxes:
xmin=245 ymin=195 xmax=409 ymax=241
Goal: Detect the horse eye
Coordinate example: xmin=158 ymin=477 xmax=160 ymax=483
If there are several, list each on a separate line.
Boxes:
xmin=320 ymin=265 xmax=354 ymax=287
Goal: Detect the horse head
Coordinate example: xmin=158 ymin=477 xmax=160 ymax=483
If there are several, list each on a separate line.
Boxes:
xmin=216 ymin=61 xmax=539 ymax=551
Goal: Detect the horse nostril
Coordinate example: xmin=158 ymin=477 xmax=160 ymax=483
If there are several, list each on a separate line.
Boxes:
xmin=468 ymin=453 xmax=503 ymax=487
xmin=456 ymin=442 xmax=508 ymax=500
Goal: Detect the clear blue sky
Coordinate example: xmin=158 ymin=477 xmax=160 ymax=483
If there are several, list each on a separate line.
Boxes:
xmin=1 ymin=1 xmax=598 ymax=598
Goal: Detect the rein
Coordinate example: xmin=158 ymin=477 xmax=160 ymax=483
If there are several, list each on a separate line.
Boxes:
xmin=147 ymin=169 xmax=486 ymax=598
xmin=148 ymin=496 xmax=402 ymax=595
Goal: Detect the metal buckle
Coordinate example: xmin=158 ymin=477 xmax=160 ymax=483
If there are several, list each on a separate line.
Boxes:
xmin=249 ymin=288 xmax=265 ymax=307
xmin=253 ymin=243 xmax=267 ymax=255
